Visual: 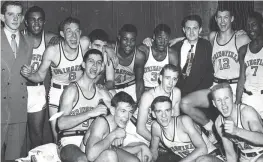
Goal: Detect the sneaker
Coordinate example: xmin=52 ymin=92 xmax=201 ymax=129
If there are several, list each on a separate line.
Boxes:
xmin=207 ymin=130 xmax=218 ymax=144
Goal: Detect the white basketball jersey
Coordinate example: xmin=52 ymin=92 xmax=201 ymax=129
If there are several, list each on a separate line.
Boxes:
xmin=114 ymin=49 xmax=136 ymax=86
xmin=67 ymin=82 xmax=102 ymax=131
xmin=144 ymin=47 xmax=169 ymax=88
xmin=244 ymin=45 xmax=263 ymax=92
xmin=51 ymin=42 xmax=83 ymax=85
xmin=212 ymin=32 xmax=239 ymax=79
xmin=30 ymin=31 xmax=46 ymax=73
xmin=162 ymin=117 xmax=216 ymax=158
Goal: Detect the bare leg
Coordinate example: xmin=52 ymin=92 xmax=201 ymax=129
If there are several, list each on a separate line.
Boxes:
xmin=115 ymin=148 xmax=140 ymax=162
xmin=94 ymin=149 xmax=118 ymax=162
xmin=195 ymin=155 xmax=224 ymax=162
xmin=60 ymin=144 xmax=87 ymax=162
xmin=255 ymin=154 xmax=263 ymax=162
xmin=49 ymin=106 xmax=58 ymax=142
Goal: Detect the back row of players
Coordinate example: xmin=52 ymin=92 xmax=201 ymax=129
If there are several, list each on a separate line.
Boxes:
xmin=20 ymin=4 xmax=263 ymax=162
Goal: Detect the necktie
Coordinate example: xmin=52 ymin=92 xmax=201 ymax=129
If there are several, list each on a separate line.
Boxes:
xmin=11 ymin=34 xmax=17 ymax=58
xmin=182 ymin=45 xmax=194 ymax=77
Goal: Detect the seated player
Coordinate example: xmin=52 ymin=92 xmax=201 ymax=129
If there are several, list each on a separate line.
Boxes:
xmin=82 ymin=91 xmax=152 ymax=162
xmin=150 ymin=96 xmax=224 ymax=162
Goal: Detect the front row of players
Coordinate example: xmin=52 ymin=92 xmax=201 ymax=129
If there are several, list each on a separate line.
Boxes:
xmin=55 ymin=47 xmax=263 ymax=162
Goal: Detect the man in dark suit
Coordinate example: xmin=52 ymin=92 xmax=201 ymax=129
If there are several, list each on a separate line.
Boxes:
xmin=171 ymin=15 xmax=216 ymax=144
xmin=1 ymin=1 xmax=32 ymax=160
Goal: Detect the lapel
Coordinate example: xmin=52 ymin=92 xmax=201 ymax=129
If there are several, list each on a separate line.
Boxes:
xmin=1 ymin=29 xmax=16 ymax=67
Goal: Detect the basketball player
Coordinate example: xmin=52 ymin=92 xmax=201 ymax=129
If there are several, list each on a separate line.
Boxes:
xmin=82 ymin=91 xmax=152 ymax=162
xmin=138 ymin=24 xmax=178 ymax=91
xmin=22 ymin=6 xmax=58 ymax=148
xmin=111 ymin=24 xmax=146 ymax=102
xmin=137 ymin=64 xmax=181 ymax=142
xmin=57 ymin=49 xmax=112 ymax=162
xmin=150 ymin=96 xmax=224 ymax=162
xmin=212 ymin=83 xmax=263 ymax=162
xmin=236 ymin=11 xmax=263 ymax=119
xmin=178 ymin=5 xmax=251 ymax=144
xmin=21 ymin=17 xmax=90 ymax=142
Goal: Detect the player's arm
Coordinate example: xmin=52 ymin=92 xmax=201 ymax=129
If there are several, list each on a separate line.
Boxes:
xmin=215 ymin=117 xmax=238 ymax=162
xmin=168 ymin=47 xmax=179 ymax=67
xmin=80 ymin=35 xmax=91 ymax=54
xmin=86 ymin=117 xmax=120 ymax=161
xmin=169 ymin=37 xmax=186 ymax=47
xmin=172 ymin=87 xmax=181 ymax=116
xmin=134 ymin=50 xmax=146 ymax=102
xmin=180 ymin=115 xmax=207 ymax=162
xmin=137 ymin=92 xmax=153 ymax=141
xmin=137 ymin=44 xmax=149 ymax=59
xmin=236 ymin=45 xmax=247 ymax=104
xmin=121 ymin=142 xmax=152 ymax=162
xmin=45 ymin=31 xmax=58 ymax=44
xmin=21 ymin=45 xmax=55 ymax=82
xmin=208 ymin=31 xmax=217 ymax=46
xmin=150 ymin=121 xmax=161 ymax=162
xmin=236 ymin=34 xmax=251 ymax=50
xmin=233 ymin=106 xmax=263 ymax=145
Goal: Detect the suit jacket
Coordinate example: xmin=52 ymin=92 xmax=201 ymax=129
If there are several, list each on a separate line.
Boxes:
xmin=172 ymin=38 xmax=214 ymax=97
xmin=1 ymin=28 xmax=32 ymax=124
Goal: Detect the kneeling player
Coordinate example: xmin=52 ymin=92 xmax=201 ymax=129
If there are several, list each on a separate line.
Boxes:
xmin=150 ymin=96 xmax=224 ymax=162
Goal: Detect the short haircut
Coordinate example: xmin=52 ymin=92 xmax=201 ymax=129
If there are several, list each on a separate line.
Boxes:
xmin=159 ymin=64 xmax=180 ymax=76
xmin=153 ymin=24 xmax=171 ymax=36
xmin=83 ymin=49 xmax=104 ymax=63
xmin=151 ymin=96 xmax=172 ymax=111
xmin=248 ymin=11 xmax=263 ymax=25
xmin=111 ymin=91 xmax=137 ymax=113
xmin=59 ymin=17 xmax=80 ymax=32
xmin=210 ymin=83 xmax=233 ymax=100
xmin=25 ymin=6 xmax=45 ymax=21
xmin=181 ymin=14 xmax=202 ymax=28
xmin=119 ymin=24 xmax=138 ymax=36
xmin=216 ymin=3 xmax=233 ymax=17
xmin=88 ymin=29 xmax=109 ymax=43
xmin=1 ymin=1 xmax=23 ymax=15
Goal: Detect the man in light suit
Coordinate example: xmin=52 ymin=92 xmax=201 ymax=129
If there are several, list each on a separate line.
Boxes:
xmin=1 ymin=1 xmax=32 ymax=160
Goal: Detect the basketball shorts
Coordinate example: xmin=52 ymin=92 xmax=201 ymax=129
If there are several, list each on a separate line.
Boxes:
xmin=27 ymin=85 xmax=46 ymax=113
xmin=49 ymin=86 xmax=64 ymax=109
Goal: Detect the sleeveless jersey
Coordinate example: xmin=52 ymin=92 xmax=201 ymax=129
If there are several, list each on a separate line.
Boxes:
xmin=51 ymin=42 xmax=83 ymax=85
xmin=220 ymin=104 xmax=263 ymax=154
xmin=212 ymin=32 xmax=239 ymax=79
xmin=162 ymin=117 xmax=216 ymax=158
xmin=30 ymin=31 xmax=46 ymax=73
xmin=67 ymin=82 xmax=102 ymax=131
xmin=114 ymin=48 xmax=136 ymax=86
xmin=244 ymin=45 xmax=263 ymax=93
xmin=144 ymin=47 xmax=169 ymax=88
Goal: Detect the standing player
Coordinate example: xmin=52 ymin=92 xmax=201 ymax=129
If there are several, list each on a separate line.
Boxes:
xmin=150 ymin=96 xmax=224 ymax=162
xmin=213 ymin=83 xmax=263 ymax=162
xmin=21 ymin=17 xmax=90 ymax=142
xmin=178 ymin=5 xmax=251 ymax=144
xmin=22 ymin=6 xmax=58 ymax=148
xmin=138 ymin=24 xmax=178 ymax=91
xmin=236 ymin=11 xmax=263 ymax=118
xmin=112 ymin=24 xmax=146 ymax=102
xmin=137 ymin=64 xmax=181 ymax=142
xmin=57 ymin=49 xmax=112 ymax=162
xmin=82 ymin=91 xmax=152 ymax=162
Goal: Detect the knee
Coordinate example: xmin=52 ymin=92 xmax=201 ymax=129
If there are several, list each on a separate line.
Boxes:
xmin=76 ymin=155 xmax=87 ymax=162
xmin=180 ymin=97 xmax=192 ymax=113
xmin=255 ymin=156 xmax=263 ymax=162
xmin=195 ymin=155 xmax=210 ymax=162
xmin=101 ymin=150 xmax=118 ymax=162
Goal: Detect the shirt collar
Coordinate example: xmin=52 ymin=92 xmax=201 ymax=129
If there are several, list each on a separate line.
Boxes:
xmin=4 ymin=27 xmax=20 ymax=46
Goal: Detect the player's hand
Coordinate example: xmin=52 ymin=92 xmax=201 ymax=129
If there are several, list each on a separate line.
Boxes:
xmin=143 ymin=37 xmax=153 ymax=47
xmin=48 ymin=36 xmax=62 ymax=46
xmin=140 ymin=144 xmax=153 ymax=162
xmin=20 ymin=64 xmax=32 ymax=78
xmin=169 ymin=37 xmax=185 ymax=47
xmin=90 ymin=104 xmax=107 ymax=117
xmin=112 ymin=137 xmax=124 ymax=147
xmin=224 ymin=120 xmax=238 ymax=136
xmin=113 ymin=128 xmax=126 ymax=139
xmin=236 ymin=30 xmax=247 ymax=37
xmin=105 ymin=46 xmax=119 ymax=68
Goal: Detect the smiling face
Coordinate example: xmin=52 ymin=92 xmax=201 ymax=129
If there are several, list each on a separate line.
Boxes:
xmin=2 ymin=5 xmax=23 ymax=33
xmin=90 ymin=39 xmax=107 ymax=53
xmin=82 ymin=54 xmax=103 ymax=79
xmin=60 ymin=22 xmax=81 ymax=49
xmin=119 ymin=32 xmax=136 ymax=55
xmin=154 ymin=31 xmax=170 ymax=52
xmin=160 ymin=69 xmax=179 ymax=94
xmin=183 ymin=20 xmax=202 ymax=43
xmin=247 ymin=17 xmax=262 ymax=40
xmin=153 ymin=101 xmax=172 ymax=127
xmin=26 ymin=11 xmax=45 ymax=36
xmin=215 ymin=11 xmax=234 ymax=32
xmin=212 ymin=87 xmax=234 ymax=118
xmin=114 ymin=102 xmax=133 ymax=128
